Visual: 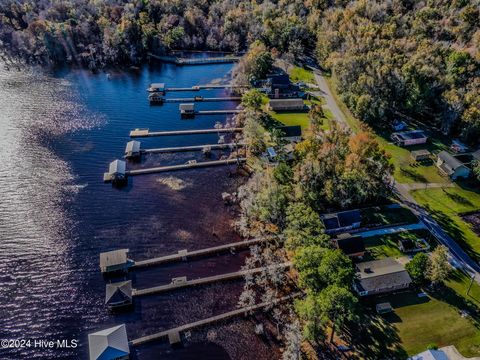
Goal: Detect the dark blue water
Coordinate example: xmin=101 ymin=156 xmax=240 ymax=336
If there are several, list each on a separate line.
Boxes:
xmin=0 ymin=62 xmax=279 ymax=360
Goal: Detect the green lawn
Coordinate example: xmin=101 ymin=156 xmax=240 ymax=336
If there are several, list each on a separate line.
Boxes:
xmin=360 ymin=205 xmax=418 ymax=227
xmin=363 ymin=229 xmax=433 ymax=260
xmin=412 ymin=184 xmax=480 ymax=260
xmin=288 ymin=65 xmax=315 ymax=83
xmin=270 ymin=111 xmax=310 ymax=130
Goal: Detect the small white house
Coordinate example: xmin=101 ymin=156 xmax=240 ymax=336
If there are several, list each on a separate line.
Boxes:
xmin=436 ymin=151 xmax=471 ymax=180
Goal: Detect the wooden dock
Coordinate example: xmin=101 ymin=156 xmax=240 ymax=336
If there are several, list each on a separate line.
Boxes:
xmin=163 ymin=97 xmax=241 ymax=103
xmin=126 ymin=158 xmax=246 ymax=176
xmin=129 ymin=128 xmax=243 ymax=138
xmin=148 ymin=53 xmax=241 ymax=65
xmin=142 ymin=143 xmax=244 ymax=155
xmin=133 ymin=237 xmax=279 ymax=269
xmin=132 ymin=262 xmax=290 ymax=297
xmin=165 ymin=85 xmax=247 ymax=92
xmin=195 ymin=109 xmax=242 ymax=115
xmin=130 ymin=292 xmax=301 ymax=346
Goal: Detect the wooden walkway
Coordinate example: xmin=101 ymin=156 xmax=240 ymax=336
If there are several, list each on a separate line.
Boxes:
xmin=194 ymin=109 xmax=242 ymax=115
xmin=165 ymin=85 xmax=246 ymax=92
xmin=163 ymin=97 xmax=241 ymax=103
xmin=133 ymin=237 xmax=276 ymax=268
xmin=126 ymin=158 xmax=246 ymax=176
xmin=132 ymin=262 xmax=290 ymax=297
xmin=148 ymin=53 xmax=241 ymax=65
xmin=130 ymin=128 xmax=243 ymax=138
xmin=130 ymin=292 xmax=301 ymax=346
xmin=142 ymin=143 xmax=244 ymax=155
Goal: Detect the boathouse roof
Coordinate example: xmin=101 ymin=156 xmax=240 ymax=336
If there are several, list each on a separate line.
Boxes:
xmin=105 ymin=281 xmax=133 ymax=305
xmin=109 ymin=160 xmax=126 ymax=175
xmin=179 ymin=103 xmax=194 ymax=111
xmin=88 ymin=324 xmax=130 ymax=360
xmin=100 ymin=249 xmax=129 ymax=272
xmin=150 ymin=83 xmax=165 ymax=89
xmin=125 ymin=141 xmax=141 ymax=155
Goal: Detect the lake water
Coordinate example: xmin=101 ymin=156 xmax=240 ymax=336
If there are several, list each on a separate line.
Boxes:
xmin=0 ymin=60 xmax=279 ymax=360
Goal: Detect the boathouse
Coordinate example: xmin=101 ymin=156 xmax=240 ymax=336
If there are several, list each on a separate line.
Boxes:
xmin=103 ymin=160 xmax=127 ymax=184
xmin=179 ymin=103 xmax=195 ymax=117
xmin=100 ymin=249 xmax=133 ymax=275
xmin=106 ymin=281 xmax=133 ymax=310
xmin=124 ymin=141 xmax=141 ymax=160
xmin=267 ymin=98 xmax=305 ymax=111
xmin=147 ymin=83 xmax=165 ymax=93
xmin=88 ymin=324 xmax=130 ymax=360
xmin=148 ymin=92 xmax=164 ymax=104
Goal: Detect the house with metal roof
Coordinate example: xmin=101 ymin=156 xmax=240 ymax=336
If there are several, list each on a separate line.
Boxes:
xmin=268 ymin=98 xmax=305 ymax=111
xmin=436 ymin=151 xmax=471 ymax=180
xmin=322 ymin=210 xmax=362 ymax=234
xmin=88 ymin=324 xmax=130 ymax=360
xmin=106 ymin=281 xmax=133 ymax=310
xmin=354 ymin=258 xmax=412 ymax=296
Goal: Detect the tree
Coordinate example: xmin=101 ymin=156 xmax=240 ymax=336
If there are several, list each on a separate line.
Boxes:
xmin=293 ymin=247 xmax=355 ymax=292
xmin=282 ymin=318 xmax=303 ymax=360
xmin=317 ymin=285 xmax=357 ymax=343
xmin=242 ymin=89 xmax=264 ymax=111
xmin=308 ymin=103 xmax=325 ymax=133
xmin=406 ymin=252 xmax=429 ymax=285
xmin=295 ymin=293 xmax=325 ymax=343
xmin=472 ymin=160 xmax=480 ymax=181
xmin=427 ymin=246 xmax=451 ymax=285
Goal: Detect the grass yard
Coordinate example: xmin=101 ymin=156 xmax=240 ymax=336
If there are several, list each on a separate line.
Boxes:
xmin=412 ymin=184 xmax=480 ymax=260
xmin=270 ymin=111 xmax=310 ymax=130
xmin=363 ymin=229 xmax=433 ymax=260
xmin=360 ymin=205 xmax=418 ymax=227
xmin=288 ymin=65 xmax=315 ymax=83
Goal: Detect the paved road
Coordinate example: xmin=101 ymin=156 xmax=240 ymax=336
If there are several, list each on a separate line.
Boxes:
xmin=313 ymin=69 xmax=480 ymax=283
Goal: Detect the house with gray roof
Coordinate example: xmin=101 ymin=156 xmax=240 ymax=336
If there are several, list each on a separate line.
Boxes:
xmin=354 ymin=258 xmax=412 ymax=296
xmin=436 ymin=151 xmax=471 ymax=180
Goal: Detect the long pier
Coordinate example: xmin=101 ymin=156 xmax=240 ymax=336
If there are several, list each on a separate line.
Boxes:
xmin=163 ymin=97 xmax=241 ymax=103
xmin=195 ymin=109 xmax=241 ymax=115
xmin=148 ymin=53 xmax=241 ymax=65
xmin=142 ymin=143 xmax=243 ymax=155
xmin=126 ymin=158 xmax=246 ymax=176
xmin=130 ymin=128 xmax=243 ymax=138
xmin=165 ymin=85 xmax=247 ymax=92
xmin=130 ymin=292 xmax=301 ymax=346
xmin=133 ymin=237 xmax=277 ymax=269
xmin=132 ymin=262 xmax=291 ymax=297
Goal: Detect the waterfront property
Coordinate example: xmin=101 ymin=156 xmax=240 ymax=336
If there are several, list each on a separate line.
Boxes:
xmin=354 ymin=257 xmax=412 ymax=296
xmin=267 ymin=98 xmax=305 ymax=111
xmin=322 ymin=209 xmax=362 ymax=234
xmin=436 ymin=151 xmax=471 ymax=180
xmin=391 ymin=130 xmax=428 ymax=146
xmin=88 ymin=324 xmax=130 ymax=360
xmin=99 ymin=249 xmax=133 ymax=275
xmin=334 ymin=234 xmax=366 ymax=258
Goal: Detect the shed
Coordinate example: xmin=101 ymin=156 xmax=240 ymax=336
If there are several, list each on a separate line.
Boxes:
xmin=391 ymin=130 xmax=428 ymax=146
xmin=354 ymin=258 xmax=412 ymax=296
xmin=335 ymin=235 xmax=365 ymax=257
xmin=275 ymin=125 xmax=302 ymax=142
xmin=268 ymin=98 xmax=305 ymax=111
xmin=106 ymin=281 xmax=133 ymax=309
xmin=375 ymin=302 xmax=393 ymax=314
xmin=410 ymin=149 xmax=431 ymax=162
xmin=147 ymin=83 xmax=165 ymax=93
xmin=88 ymin=324 xmax=130 ymax=360
xmin=436 ymin=151 xmax=471 ymax=180
xmin=124 ymin=141 xmax=141 ymax=159
xmin=179 ymin=103 xmax=195 ymax=117
xmin=100 ymin=249 xmax=132 ymax=274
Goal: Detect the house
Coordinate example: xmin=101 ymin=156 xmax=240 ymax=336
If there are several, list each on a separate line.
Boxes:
xmin=268 ymin=98 xmax=305 ymax=111
xmin=410 ymin=149 xmax=431 ymax=162
xmin=179 ymin=103 xmax=195 ymax=117
xmin=88 ymin=324 xmax=130 ymax=360
xmin=105 ymin=281 xmax=133 ymax=310
xmin=408 ymin=349 xmax=449 ymax=360
xmin=322 ymin=210 xmax=361 ymax=234
xmin=391 ymin=130 xmax=428 ymax=146
xmin=124 ymin=141 xmax=141 ymax=160
xmin=334 ymin=234 xmax=365 ymax=258
xmin=354 ymin=258 xmax=412 ymax=296
xmin=275 ymin=125 xmax=302 ymax=142
xmin=100 ymin=249 xmax=134 ymax=275
xmin=147 ymin=82 xmax=165 ymax=94
xmin=436 ymin=151 xmax=471 ymax=180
